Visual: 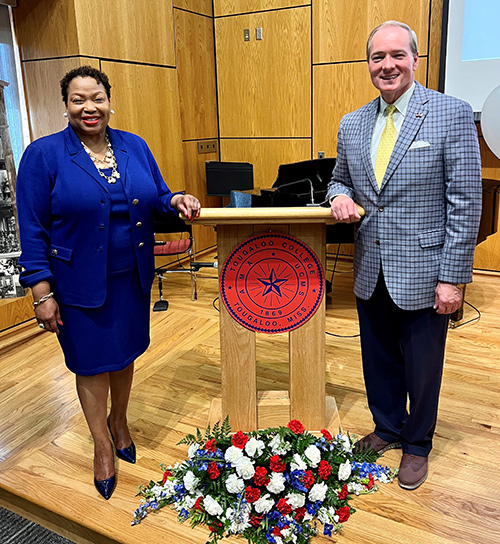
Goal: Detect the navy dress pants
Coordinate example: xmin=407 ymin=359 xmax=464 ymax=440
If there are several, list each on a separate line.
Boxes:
xmin=356 ymin=273 xmax=449 ymax=457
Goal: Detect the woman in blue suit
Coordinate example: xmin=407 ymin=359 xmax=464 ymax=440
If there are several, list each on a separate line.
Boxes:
xmin=16 ymin=66 xmax=200 ymax=499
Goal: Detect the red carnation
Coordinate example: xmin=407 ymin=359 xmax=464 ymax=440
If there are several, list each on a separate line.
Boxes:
xmin=249 ymin=515 xmax=263 ymax=527
xmin=276 ymin=498 xmax=292 ymax=515
xmin=287 ymin=419 xmax=305 ymax=434
xmin=336 ymin=506 xmax=350 ymax=523
xmin=162 ymin=470 xmax=172 ymax=484
xmin=302 ymin=469 xmax=315 ymax=489
xmin=338 ymin=483 xmax=348 ymax=500
xmin=232 ymin=430 xmax=249 ymax=449
xmin=294 ymin=507 xmax=306 ymax=522
xmin=194 ymin=496 xmax=204 ymax=511
xmin=365 ymin=473 xmax=375 ymax=490
xmin=245 ymin=486 xmax=261 ymax=503
xmin=253 ymin=466 xmax=270 ymax=486
xmin=209 ymin=520 xmax=223 ymax=532
xmin=321 ymin=428 xmax=333 ymax=441
xmin=272 ymin=527 xmax=283 ymax=537
xmin=205 ymin=438 xmax=217 ymax=452
xmin=318 ymin=459 xmax=332 ymax=480
xmin=270 ymin=455 xmax=287 ymax=473
xmin=207 ymin=461 xmax=220 ymax=480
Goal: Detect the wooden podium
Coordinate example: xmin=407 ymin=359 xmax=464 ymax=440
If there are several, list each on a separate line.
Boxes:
xmin=191 ymin=207 xmax=362 ymax=432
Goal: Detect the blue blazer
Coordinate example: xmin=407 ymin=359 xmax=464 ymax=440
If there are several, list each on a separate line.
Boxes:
xmin=17 ymin=125 xmax=179 ymax=307
xmin=326 ymin=83 xmax=482 ymax=310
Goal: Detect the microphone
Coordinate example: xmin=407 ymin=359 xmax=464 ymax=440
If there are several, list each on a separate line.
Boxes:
xmin=275 ymin=178 xmax=320 ymax=207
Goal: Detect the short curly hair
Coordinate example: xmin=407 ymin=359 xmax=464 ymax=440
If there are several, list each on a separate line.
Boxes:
xmin=60 ymin=66 xmax=111 ymax=105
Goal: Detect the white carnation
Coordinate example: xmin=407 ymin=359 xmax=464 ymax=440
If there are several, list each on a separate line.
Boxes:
xmin=309 ymin=481 xmax=328 ymax=502
xmin=183 ymin=471 xmax=199 ymax=492
xmin=188 ymin=443 xmax=201 ymax=459
xmin=244 ymin=437 xmax=265 ymax=458
xmin=254 ymin=493 xmax=275 ymax=514
xmin=266 ymin=472 xmax=286 ymax=494
xmin=161 ymin=479 xmax=177 ymax=498
xmin=317 ymin=506 xmax=329 ymax=524
xmin=377 ymin=473 xmax=390 ymax=484
xmin=290 ymin=453 xmax=308 ymax=472
xmin=340 ymin=434 xmax=352 ymax=452
xmin=304 ymin=444 xmax=321 ymax=467
xmin=286 ymin=492 xmax=305 ymax=510
xmin=303 ymin=511 xmax=313 ymax=522
xmin=204 ymin=495 xmax=223 ymax=516
xmin=269 ymin=434 xmax=291 ymax=455
xmin=150 ymin=484 xmax=175 ymax=500
xmin=225 ymin=445 xmax=244 ymax=464
xmin=183 ymin=495 xmax=197 ymax=509
xmin=226 ymin=503 xmax=251 ymax=534
xmin=338 ymin=460 xmax=352 ymax=481
xmin=233 ymin=455 xmax=255 ymax=479
xmin=225 ymin=473 xmax=245 ymax=494
xmin=348 ymin=481 xmax=363 ymax=495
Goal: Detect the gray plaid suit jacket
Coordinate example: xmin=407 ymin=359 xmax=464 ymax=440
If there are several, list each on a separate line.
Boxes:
xmin=326 ymin=82 xmax=482 ymax=311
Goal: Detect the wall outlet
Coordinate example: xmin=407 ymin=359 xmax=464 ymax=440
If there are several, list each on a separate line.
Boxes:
xmin=198 ymin=140 xmax=218 ymax=154
xmin=244 ymin=28 xmax=250 ymax=42
xmin=256 ymin=27 xmax=263 ymax=40
xmin=317 ymin=151 xmax=325 ymax=159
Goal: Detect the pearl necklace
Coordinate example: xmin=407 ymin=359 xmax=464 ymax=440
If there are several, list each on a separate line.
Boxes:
xmin=81 ymin=134 xmax=121 ymax=184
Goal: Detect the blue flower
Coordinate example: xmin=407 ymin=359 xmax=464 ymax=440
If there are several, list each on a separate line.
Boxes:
xmin=268 ymin=510 xmax=281 ymax=521
xmin=290 ymin=469 xmax=308 ymax=493
xmin=306 ymin=501 xmax=321 ymax=516
xmin=180 ymin=508 xmax=189 ymax=519
xmin=324 ymin=523 xmax=333 ymax=537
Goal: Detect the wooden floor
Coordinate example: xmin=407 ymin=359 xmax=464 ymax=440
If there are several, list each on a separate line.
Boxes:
xmin=1 ymin=253 xmax=499 ymax=544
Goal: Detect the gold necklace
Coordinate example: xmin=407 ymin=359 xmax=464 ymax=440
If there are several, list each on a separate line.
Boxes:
xmin=81 ymin=134 xmax=121 ymax=184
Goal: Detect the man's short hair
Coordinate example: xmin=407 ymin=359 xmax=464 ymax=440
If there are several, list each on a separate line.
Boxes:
xmin=366 ymin=21 xmax=419 ymax=59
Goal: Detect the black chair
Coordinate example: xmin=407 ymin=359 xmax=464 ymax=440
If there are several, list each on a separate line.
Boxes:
xmin=152 ymin=213 xmax=197 ymax=312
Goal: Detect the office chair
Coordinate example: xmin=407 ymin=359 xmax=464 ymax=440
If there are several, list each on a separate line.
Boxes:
xmin=153 ymin=213 xmax=197 ymax=312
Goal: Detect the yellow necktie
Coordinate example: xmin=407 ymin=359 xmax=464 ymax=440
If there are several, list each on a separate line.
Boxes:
xmin=375 ymin=104 xmax=397 ymax=188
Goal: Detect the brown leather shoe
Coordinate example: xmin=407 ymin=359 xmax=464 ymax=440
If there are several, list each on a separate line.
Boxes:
xmin=398 ymin=453 xmax=428 ymax=490
xmin=354 ymin=432 xmax=402 ymax=455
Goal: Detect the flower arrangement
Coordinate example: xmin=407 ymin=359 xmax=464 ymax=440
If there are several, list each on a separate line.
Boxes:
xmin=132 ymin=418 xmax=396 ymax=543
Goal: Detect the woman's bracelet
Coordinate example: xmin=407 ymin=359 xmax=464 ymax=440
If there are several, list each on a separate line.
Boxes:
xmin=33 ymin=292 xmax=54 ymax=309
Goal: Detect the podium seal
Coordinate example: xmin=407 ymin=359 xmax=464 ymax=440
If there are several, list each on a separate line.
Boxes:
xmin=220 ymin=232 xmax=324 ymax=333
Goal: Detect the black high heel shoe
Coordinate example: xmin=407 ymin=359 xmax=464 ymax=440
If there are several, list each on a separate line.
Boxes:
xmin=107 ymin=415 xmax=136 ymax=464
xmin=94 ymin=474 xmax=116 ymax=500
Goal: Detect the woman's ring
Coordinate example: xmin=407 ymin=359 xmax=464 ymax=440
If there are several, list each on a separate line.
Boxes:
xmin=38 ymin=323 xmax=45 ymax=329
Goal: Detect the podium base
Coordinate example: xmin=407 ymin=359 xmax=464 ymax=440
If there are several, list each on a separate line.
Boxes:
xmin=208 ymin=391 xmax=341 ymax=433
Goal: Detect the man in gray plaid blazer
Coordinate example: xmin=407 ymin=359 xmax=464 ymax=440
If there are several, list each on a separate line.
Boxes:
xmin=326 ymin=21 xmax=482 ymax=490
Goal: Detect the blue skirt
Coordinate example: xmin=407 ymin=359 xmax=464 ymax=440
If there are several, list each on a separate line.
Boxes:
xmin=57 ymin=269 xmax=150 ymax=376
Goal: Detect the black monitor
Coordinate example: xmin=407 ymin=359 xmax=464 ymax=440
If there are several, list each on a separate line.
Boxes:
xmin=272 ymin=158 xmax=336 ymax=191
xmin=206 ymin=161 xmax=254 ymax=197
xmin=272 ymin=158 xmax=336 ymax=207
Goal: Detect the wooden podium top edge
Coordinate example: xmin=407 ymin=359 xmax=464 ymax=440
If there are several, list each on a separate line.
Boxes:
xmin=182 ymin=206 xmax=364 ymax=226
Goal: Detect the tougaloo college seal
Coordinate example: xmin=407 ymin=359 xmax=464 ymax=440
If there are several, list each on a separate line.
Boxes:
xmin=219 ymin=232 xmax=324 ymax=333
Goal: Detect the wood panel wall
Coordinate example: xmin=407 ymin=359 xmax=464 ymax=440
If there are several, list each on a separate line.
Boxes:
xmin=214 ymin=0 xmax=308 ymax=17
xmin=10 ymin=0 xmax=500 ymax=307
xmin=215 ymin=7 xmax=311 ymax=139
xmin=214 ymin=0 xmax=440 ymax=185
